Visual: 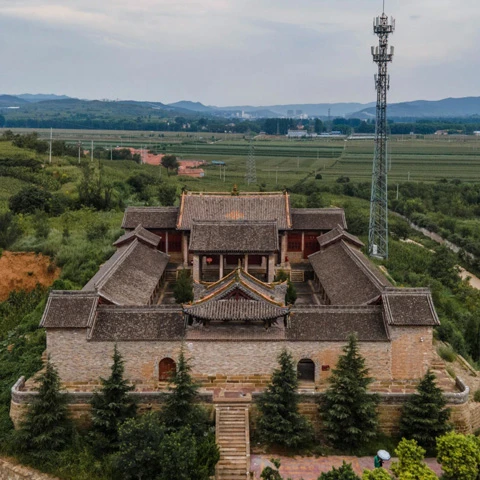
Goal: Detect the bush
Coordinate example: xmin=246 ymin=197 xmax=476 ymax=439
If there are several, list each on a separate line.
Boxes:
xmin=474 ymin=389 xmax=480 ymax=402
xmin=0 ymin=211 xmax=22 ymax=249
xmin=437 ymin=344 xmax=456 ymax=363
xmin=361 ymin=469 xmax=392 ymax=480
xmin=318 ymin=461 xmax=360 ymax=480
xmin=9 ymin=185 xmax=52 ymax=214
xmin=86 ymin=221 xmax=109 ymax=241
xmin=437 ymin=431 xmax=480 ymax=480
xmin=390 ymin=439 xmax=437 ymax=480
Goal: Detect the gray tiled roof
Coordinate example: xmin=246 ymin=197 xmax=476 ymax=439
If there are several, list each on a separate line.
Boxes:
xmin=194 ymin=268 xmax=286 ymax=304
xmin=184 ymin=299 xmax=289 ymax=321
xmin=177 ymin=192 xmax=292 ymax=230
xmin=121 ymin=207 xmax=179 ymax=230
xmin=84 ymin=239 xmax=169 ymax=305
xmin=113 ymin=224 xmax=161 ymax=248
xmin=317 ymin=226 xmax=364 ymax=249
xmin=189 ymin=221 xmax=279 ymax=253
xmin=382 ymin=288 xmax=440 ymax=326
xmin=287 ymin=305 xmax=389 ymax=341
xmin=186 ymin=323 xmax=286 ymax=341
xmin=40 ymin=291 xmax=98 ymax=328
xmin=309 ymin=241 xmax=391 ymax=305
xmin=88 ymin=306 xmax=184 ymax=341
xmin=291 ymin=208 xmax=347 ymax=231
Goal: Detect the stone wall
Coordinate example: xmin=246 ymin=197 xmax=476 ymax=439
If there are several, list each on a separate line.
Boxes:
xmin=47 ymin=330 xmax=432 ymax=387
xmin=0 ymin=458 xmax=58 ymax=480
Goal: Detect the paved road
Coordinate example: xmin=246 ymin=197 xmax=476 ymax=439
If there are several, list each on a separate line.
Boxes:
xmin=250 ymin=455 xmax=442 ymax=479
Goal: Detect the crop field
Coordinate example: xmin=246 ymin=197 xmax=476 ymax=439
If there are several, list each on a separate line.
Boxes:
xmin=3 ymin=128 xmax=480 ymax=190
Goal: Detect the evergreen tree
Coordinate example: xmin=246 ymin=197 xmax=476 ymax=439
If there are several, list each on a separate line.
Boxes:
xmin=161 ymin=347 xmax=207 ymax=435
xmin=399 ymin=369 xmax=451 ymax=450
xmin=14 ymin=359 xmax=72 ymax=462
xmin=174 ymin=269 xmax=194 ymax=304
xmin=319 ymin=333 xmax=379 ymax=450
xmin=90 ymin=344 xmax=137 ymax=454
xmin=257 ymin=349 xmax=313 ymax=448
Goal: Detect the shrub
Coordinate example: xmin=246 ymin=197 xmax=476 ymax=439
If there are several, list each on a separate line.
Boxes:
xmin=474 ymin=389 xmax=480 ymax=402
xmin=318 ymin=461 xmax=360 ymax=480
xmin=436 ymin=431 xmax=480 ymax=480
xmin=86 ymin=221 xmax=109 ymax=241
xmin=390 ymin=439 xmax=438 ymax=480
xmin=9 ymin=185 xmax=52 ymax=214
xmin=0 ymin=211 xmax=22 ymax=249
xmin=260 ymin=458 xmax=284 ymax=480
xmin=437 ymin=344 xmax=456 ymax=362
xmin=361 ymin=469 xmax=392 ymax=480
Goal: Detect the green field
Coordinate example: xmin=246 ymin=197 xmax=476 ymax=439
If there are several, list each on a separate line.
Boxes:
xmin=3 ymin=129 xmax=480 ymax=193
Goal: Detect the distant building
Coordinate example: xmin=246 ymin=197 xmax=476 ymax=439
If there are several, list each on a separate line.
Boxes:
xmin=435 ymin=130 xmax=449 ymax=136
xmin=287 ymin=130 xmax=308 ymax=138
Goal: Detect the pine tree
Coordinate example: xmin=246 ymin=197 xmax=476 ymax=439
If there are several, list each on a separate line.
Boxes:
xmin=14 ymin=359 xmax=72 ymax=462
xmin=161 ymin=347 xmax=207 ymax=435
xmin=399 ymin=369 xmax=451 ymax=450
xmin=174 ymin=269 xmax=194 ymax=304
xmin=257 ymin=349 xmax=313 ymax=448
xmin=319 ymin=333 xmax=379 ymax=450
xmin=90 ymin=344 xmax=137 ymax=454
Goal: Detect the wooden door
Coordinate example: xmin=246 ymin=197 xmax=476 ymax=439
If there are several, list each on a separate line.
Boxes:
xmin=159 ymin=358 xmax=176 ymax=381
xmin=304 ymin=234 xmax=319 ymax=258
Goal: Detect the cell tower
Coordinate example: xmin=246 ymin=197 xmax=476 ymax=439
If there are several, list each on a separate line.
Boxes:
xmin=368 ymin=5 xmax=395 ymax=259
xmin=245 ymin=139 xmax=257 ymax=184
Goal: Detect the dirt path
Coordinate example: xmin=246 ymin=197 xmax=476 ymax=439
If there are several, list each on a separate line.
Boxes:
xmin=0 ymin=251 xmax=60 ymax=301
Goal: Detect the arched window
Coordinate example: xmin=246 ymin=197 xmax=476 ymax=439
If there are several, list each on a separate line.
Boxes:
xmin=159 ymin=357 xmax=176 ymax=381
xmin=297 ymin=358 xmax=315 ymax=382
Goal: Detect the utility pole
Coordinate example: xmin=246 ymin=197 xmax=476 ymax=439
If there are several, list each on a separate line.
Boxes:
xmin=78 ymin=141 xmax=82 ymax=165
xmin=49 ymin=128 xmax=52 ymax=164
xmin=91 ymin=140 xmax=93 ymax=162
xmin=368 ymin=6 xmax=395 ymax=260
xmin=245 ymin=138 xmax=257 ymax=185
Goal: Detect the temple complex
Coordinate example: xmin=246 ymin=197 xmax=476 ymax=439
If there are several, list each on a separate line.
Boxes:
xmin=11 ymin=190 xmax=472 ymax=449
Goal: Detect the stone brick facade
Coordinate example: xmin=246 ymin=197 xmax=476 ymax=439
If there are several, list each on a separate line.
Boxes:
xmin=0 ymin=458 xmax=58 ymax=480
xmin=46 ymin=327 xmax=433 ymax=387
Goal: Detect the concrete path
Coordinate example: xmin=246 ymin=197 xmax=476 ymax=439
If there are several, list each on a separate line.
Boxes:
xmin=250 ymin=455 xmax=442 ymax=479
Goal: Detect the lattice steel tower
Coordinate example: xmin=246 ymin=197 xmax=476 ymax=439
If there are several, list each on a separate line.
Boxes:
xmin=245 ymin=139 xmax=257 ymax=185
xmin=368 ymin=7 xmax=395 ymax=259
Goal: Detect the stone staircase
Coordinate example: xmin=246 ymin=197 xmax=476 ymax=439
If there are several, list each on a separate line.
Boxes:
xmin=215 ymin=404 xmax=250 ymax=480
xmin=290 ymin=270 xmax=304 ymax=282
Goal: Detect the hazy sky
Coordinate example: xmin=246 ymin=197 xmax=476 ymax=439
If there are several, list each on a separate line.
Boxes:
xmin=1 ymin=0 xmax=479 ymax=106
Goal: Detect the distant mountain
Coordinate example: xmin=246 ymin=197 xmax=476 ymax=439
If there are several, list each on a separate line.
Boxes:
xmin=0 ymin=95 xmax=28 ymax=108
xmin=17 ymin=94 xmax=72 ymax=103
xmin=168 ymin=101 xmax=214 ymax=113
xmin=217 ymin=102 xmax=376 ymax=117
xmin=350 ymin=97 xmax=480 ymax=119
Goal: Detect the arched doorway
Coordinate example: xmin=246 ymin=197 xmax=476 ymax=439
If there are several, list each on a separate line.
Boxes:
xmin=297 ymin=359 xmax=315 ymax=382
xmin=159 ymin=358 xmax=176 ymax=381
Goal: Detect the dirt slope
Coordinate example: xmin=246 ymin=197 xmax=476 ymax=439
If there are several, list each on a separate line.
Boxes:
xmin=0 ymin=251 xmax=60 ymax=301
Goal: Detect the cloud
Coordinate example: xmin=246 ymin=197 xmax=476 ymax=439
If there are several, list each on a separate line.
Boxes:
xmin=1 ymin=0 xmax=480 ymax=104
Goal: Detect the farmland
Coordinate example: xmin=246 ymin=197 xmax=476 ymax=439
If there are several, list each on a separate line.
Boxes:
xmin=4 ymin=128 xmax=480 ymax=190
